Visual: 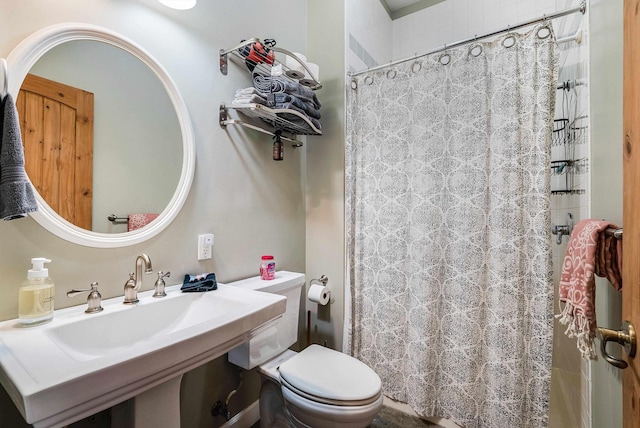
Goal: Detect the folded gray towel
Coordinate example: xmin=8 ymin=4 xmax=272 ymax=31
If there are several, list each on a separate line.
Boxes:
xmin=237 ymin=87 xmax=321 ymax=119
xmin=0 ymin=94 xmax=38 ymax=220
xmin=272 ymin=93 xmax=321 ymax=119
xmin=278 ymin=109 xmax=322 ymax=131
xmin=252 ymin=73 xmax=322 ymax=110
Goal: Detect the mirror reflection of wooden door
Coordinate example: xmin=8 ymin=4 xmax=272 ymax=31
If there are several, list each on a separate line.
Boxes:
xmin=623 ymin=1 xmax=640 ymax=426
xmin=16 ymin=73 xmax=94 ymax=230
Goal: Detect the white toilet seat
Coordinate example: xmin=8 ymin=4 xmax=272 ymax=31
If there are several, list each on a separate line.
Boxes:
xmin=277 ymin=345 xmax=382 ymax=405
xmin=281 ymin=384 xmax=384 ymax=428
xmin=280 ymin=375 xmax=382 ymax=406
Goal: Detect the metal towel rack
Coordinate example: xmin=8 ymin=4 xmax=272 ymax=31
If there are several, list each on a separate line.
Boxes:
xmin=551 ymin=215 xmax=623 ymax=243
xmin=605 ymin=227 xmax=623 ymax=240
xmin=107 ymin=214 xmax=129 ymax=223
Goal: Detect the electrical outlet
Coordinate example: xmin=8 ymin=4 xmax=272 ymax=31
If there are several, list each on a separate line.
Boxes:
xmin=198 ymin=233 xmax=214 ymax=260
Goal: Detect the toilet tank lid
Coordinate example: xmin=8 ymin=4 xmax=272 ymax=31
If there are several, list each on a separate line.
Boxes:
xmin=227 ymin=271 xmax=305 ymax=293
xmin=278 ymin=345 xmax=382 ymax=402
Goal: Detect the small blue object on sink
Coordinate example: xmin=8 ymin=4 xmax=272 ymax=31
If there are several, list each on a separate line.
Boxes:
xmin=181 ymin=273 xmax=217 ymax=292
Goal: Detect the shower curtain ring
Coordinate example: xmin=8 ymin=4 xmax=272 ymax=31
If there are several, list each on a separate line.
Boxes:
xmin=439 ymin=46 xmax=451 ymax=65
xmin=469 ymin=42 xmax=483 ymax=57
xmin=537 ymin=15 xmax=552 ymax=39
xmin=502 ymin=26 xmax=517 ymax=48
xmin=468 ymin=34 xmax=484 ymax=58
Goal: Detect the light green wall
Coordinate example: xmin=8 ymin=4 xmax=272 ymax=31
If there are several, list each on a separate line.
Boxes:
xmin=305 ymin=0 xmax=346 ymax=350
xmin=0 ymin=1 xmax=307 ymax=426
xmin=589 ymin=0 xmax=624 ymax=427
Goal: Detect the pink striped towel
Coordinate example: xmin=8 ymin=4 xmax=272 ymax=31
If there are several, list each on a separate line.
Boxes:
xmin=557 ymin=219 xmax=623 ymax=359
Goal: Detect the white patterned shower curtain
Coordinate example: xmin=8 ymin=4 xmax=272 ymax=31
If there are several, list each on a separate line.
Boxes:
xmin=345 ymin=27 xmax=557 ymax=428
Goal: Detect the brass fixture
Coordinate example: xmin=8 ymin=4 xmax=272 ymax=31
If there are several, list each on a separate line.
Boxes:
xmin=596 ymin=321 xmax=636 ymax=369
xmin=123 ymin=253 xmax=153 ymax=304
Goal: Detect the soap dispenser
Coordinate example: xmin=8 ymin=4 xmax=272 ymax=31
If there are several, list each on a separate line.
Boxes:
xmin=19 ymin=258 xmax=55 ymax=325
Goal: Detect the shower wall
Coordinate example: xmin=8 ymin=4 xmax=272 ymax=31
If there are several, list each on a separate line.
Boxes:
xmin=390 ymin=0 xmax=558 ymax=60
xmin=551 ymin=1 xmax=591 ymax=426
xmin=346 ymin=0 xmax=392 ymax=71
xmin=588 ymin=1 xmax=623 ymax=428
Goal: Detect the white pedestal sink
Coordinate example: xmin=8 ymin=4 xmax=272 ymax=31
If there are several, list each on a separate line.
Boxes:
xmin=0 ymin=282 xmax=286 ymax=428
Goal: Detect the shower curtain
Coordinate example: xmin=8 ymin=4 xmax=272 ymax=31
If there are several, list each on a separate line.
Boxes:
xmin=345 ymin=27 xmax=557 ymax=427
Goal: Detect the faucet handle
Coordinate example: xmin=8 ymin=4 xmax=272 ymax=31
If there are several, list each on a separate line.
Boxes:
xmin=67 ymin=282 xmax=104 ymax=314
xmin=123 ymin=273 xmax=138 ymax=304
xmin=124 ymin=272 xmax=136 ymax=289
xmin=153 ymin=271 xmax=170 ymax=298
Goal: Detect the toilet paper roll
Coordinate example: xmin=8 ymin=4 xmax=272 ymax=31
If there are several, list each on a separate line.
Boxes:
xmin=308 ymin=283 xmax=331 ymax=305
xmin=299 ymin=62 xmax=320 ymax=87
xmin=305 ymin=62 xmax=320 ymax=81
xmin=285 ymin=53 xmax=306 ymax=79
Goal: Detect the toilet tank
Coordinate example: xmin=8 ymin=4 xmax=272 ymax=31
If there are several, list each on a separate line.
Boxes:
xmin=227 ymin=271 xmax=305 ymax=370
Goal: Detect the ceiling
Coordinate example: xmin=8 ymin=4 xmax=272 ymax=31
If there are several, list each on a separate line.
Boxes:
xmin=379 ymin=0 xmax=446 ymax=20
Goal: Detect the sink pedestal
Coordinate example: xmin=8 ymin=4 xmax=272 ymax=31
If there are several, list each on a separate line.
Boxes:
xmin=112 ymin=375 xmax=184 ymax=428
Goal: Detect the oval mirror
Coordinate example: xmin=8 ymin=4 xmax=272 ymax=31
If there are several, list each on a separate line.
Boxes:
xmin=6 ymin=23 xmax=195 ymax=248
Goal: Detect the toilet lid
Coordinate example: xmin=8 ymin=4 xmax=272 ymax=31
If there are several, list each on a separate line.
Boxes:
xmin=278 ymin=345 xmax=381 ymax=404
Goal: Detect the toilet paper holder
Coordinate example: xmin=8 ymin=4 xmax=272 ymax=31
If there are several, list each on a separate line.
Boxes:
xmin=310 ymin=275 xmax=328 ymax=287
xmin=308 ymin=275 xmax=334 ymax=305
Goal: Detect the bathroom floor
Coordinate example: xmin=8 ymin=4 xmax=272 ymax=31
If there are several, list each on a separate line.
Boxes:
xmin=250 ymin=405 xmax=436 ymax=427
xmin=370 ymin=405 xmax=437 ymax=427
xmin=251 ymin=406 xmax=439 ymax=428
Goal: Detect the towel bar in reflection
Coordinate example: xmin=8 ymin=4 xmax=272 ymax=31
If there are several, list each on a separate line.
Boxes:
xmin=107 ymin=214 xmax=128 ymax=223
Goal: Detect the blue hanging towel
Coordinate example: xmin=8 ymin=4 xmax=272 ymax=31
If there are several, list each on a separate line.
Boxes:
xmin=0 ymin=93 xmax=38 ymax=220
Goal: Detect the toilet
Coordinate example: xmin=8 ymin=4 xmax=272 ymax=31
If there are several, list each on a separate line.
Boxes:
xmin=228 ymin=271 xmax=383 ymax=428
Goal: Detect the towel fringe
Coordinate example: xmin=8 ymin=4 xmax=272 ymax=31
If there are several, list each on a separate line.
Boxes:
xmin=556 ymin=301 xmax=597 ymax=359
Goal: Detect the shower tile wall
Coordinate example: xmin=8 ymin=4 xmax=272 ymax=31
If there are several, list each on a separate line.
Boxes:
xmin=346 ymin=0 xmax=392 ymax=72
xmin=551 ymin=1 xmax=591 ymax=427
xmin=391 ymin=0 xmax=558 ymax=60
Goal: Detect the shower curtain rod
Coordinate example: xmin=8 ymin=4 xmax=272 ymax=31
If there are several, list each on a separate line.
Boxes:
xmin=349 ymin=1 xmax=586 ymax=77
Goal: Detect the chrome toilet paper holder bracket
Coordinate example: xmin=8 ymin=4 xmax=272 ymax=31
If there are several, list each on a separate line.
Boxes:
xmin=310 ymin=275 xmax=328 ymax=287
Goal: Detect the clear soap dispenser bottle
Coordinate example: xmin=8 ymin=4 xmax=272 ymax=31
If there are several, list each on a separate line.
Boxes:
xmin=19 ymin=258 xmax=55 ymax=325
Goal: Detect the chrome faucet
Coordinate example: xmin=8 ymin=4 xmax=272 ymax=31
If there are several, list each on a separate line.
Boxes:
xmin=123 ymin=253 xmax=153 ymax=304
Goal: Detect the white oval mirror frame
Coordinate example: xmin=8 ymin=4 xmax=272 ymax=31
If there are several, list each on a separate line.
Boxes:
xmin=6 ymin=23 xmax=195 ymax=248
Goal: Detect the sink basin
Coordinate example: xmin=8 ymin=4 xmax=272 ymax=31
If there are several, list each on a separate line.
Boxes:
xmin=0 ymin=282 xmax=286 ymax=428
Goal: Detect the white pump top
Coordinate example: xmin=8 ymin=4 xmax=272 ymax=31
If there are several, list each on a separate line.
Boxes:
xmin=28 ymin=258 xmax=52 ymax=280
